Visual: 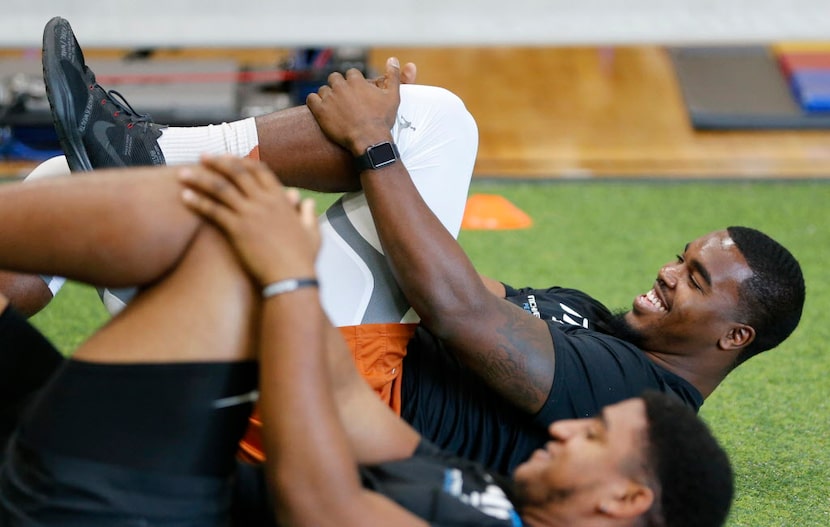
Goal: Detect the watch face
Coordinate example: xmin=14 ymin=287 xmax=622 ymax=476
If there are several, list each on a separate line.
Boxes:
xmin=368 ymin=142 xmax=398 ymax=168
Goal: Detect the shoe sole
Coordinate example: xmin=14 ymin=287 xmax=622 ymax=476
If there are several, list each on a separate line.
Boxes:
xmin=42 ymin=16 xmax=93 ymax=172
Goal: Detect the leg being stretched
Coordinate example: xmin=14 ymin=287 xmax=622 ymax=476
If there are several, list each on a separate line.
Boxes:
xmin=42 ymin=16 xmax=479 ymax=325
xmin=0 ymin=220 xmax=259 ymax=525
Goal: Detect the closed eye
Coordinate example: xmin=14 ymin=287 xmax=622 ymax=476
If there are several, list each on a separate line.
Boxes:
xmin=677 ymin=254 xmax=704 ymax=292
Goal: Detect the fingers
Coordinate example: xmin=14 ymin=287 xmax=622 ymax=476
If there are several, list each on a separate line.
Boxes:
xmin=179 ymin=166 xmax=237 ymax=232
xmin=178 ymin=155 xmax=280 ymax=230
xmin=327 ymin=71 xmax=345 ymax=86
xmin=370 ymin=60 xmax=416 ymax=87
xmin=400 ymin=62 xmax=417 ymax=85
xmin=299 ymin=197 xmax=321 ymax=252
xmin=199 ymin=155 xmax=278 ymax=198
xmin=344 ymin=68 xmax=365 ymax=82
xmin=298 ymin=196 xmax=317 ymax=231
xmin=320 ymin=58 xmax=407 ymax=91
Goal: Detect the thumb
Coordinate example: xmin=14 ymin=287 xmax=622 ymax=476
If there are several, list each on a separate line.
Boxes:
xmin=385 ymin=56 xmax=401 ymax=91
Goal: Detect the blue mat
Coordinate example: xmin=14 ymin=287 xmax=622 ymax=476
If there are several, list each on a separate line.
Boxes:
xmin=670 ymin=46 xmax=830 ymax=130
xmin=790 ymin=70 xmax=830 ymax=112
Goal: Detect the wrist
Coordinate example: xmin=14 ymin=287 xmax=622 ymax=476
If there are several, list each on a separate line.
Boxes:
xmin=354 ymin=140 xmax=400 ymax=172
xmin=261 ymin=277 xmax=319 ymax=299
xmin=349 ymin=130 xmax=394 ymax=157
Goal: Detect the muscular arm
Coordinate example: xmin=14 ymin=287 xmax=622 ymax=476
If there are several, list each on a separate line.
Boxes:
xmin=307 ymin=60 xmax=555 ymax=414
xmin=361 ymin=167 xmax=555 ymax=413
xmin=258 ymin=290 xmax=427 ymax=527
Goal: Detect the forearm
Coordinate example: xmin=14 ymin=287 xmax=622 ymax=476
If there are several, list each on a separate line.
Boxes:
xmin=323 ymin=323 xmax=421 ymax=465
xmin=0 ymin=166 xmax=201 ymax=287
xmin=258 ymin=290 xmax=366 ymax=525
xmin=360 ymin=165 xmax=489 ymax=337
xmin=361 ymin=168 xmax=556 ymax=413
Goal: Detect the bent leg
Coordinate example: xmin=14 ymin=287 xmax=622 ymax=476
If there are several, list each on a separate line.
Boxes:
xmin=41 ymin=17 xmax=477 ymax=321
xmin=32 ymin=85 xmax=477 ymax=326
xmin=0 ymin=227 xmax=259 ymax=524
xmin=42 ymin=24 xmax=479 ymax=323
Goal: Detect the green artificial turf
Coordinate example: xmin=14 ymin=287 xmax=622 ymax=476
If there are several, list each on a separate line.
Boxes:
xmin=31 ymin=179 xmax=830 ymax=526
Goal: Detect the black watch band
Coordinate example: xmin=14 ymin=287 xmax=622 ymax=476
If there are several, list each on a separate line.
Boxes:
xmin=354 ymin=141 xmax=400 ymax=171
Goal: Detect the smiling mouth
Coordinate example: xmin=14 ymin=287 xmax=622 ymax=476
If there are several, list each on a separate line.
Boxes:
xmin=645 ymin=288 xmax=667 ymax=312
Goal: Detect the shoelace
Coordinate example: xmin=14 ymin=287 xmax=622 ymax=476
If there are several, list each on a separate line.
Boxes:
xmin=103 ymin=89 xmax=155 ymax=131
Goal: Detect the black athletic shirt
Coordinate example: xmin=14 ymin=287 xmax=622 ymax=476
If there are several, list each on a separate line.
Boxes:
xmin=360 ymin=440 xmax=522 ymax=526
xmin=400 ymin=285 xmax=703 ymax=476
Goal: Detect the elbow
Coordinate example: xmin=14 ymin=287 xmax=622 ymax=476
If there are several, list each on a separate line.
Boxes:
xmin=416 ymin=289 xmax=487 ymax=341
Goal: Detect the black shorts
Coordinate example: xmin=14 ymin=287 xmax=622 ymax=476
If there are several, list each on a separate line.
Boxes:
xmin=0 ymin=306 xmax=64 ymax=452
xmin=0 ymin=358 xmax=257 ymax=526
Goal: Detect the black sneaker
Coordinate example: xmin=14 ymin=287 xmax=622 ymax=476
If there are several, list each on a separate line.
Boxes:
xmin=41 ymin=16 xmax=166 ymax=172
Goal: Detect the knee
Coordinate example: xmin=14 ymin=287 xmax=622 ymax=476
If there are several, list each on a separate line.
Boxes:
xmin=437 ymin=88 xmax=478 ymax=145
xmin=398 ymin=84 xmax=479 ymax=154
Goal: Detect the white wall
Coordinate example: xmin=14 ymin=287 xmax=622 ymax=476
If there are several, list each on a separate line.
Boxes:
xmin=3 ymin=0 xmax=830 ymax=48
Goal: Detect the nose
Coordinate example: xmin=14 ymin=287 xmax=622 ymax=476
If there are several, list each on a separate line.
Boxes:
xmin=548 ymin=419 xmax=586 ymax=441
xmin=658 ymin=262 xmax=679 ymax=288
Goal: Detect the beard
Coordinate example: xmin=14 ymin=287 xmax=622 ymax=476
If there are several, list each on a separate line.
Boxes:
xmin=512 ymin=477 xmax=577 ymax=508
xmin=604 ymin=310 xmax=647 ymax=348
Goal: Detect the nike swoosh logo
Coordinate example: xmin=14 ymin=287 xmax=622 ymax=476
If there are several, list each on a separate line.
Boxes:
xmin=92 ymin=121 xmax=127 ymax=166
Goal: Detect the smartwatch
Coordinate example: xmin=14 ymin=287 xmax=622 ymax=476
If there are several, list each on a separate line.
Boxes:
xmin=354 ymin=141 xmax=400 ymax=171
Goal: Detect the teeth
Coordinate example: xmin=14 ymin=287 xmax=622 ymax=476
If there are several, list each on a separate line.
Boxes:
xmin=646 ymin=289 xmax=667 ymax=312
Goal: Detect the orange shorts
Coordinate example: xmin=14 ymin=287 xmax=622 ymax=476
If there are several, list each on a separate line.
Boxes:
xmin=237 ymin=322 xmax=418 ymax=463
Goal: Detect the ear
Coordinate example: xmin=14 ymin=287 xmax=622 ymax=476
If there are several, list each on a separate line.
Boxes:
xmin=598 ymin=481 xmax=654 ymax=520
xmin=718 ymin=324 xmax=755 ymax=351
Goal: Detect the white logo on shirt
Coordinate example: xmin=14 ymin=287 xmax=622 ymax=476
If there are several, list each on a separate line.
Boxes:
xmin=525 ymin=295 xmax=590 ymax=328
xmin=443 ymin=468 xmax=516 ymax=520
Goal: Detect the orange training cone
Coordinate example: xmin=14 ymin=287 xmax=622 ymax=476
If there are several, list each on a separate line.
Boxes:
xmin=461 ymin=193 xmax=533 ymax=230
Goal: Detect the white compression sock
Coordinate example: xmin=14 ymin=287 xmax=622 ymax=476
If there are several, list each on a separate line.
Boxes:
xmin=156 ymin=118 xmax=260 ymax=165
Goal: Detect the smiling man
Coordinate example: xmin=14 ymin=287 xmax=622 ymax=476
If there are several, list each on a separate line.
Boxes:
xmin=607 ymin=231 xmax=760 ymax=396
xmin=306 ymin=53 xmax=807 ymax=475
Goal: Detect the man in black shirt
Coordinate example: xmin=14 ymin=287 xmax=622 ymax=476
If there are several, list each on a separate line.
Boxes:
xmin=306 ymin=54 xmax=806 ymax=475
xmin=0 ymin=153 xmax=733 ymax=526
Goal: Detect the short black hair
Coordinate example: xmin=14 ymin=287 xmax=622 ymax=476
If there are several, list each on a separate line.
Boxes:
xmin=641 ymin=391 xmax=733 ymax=527
xmin=726 ymin=226 xmax=805 ymax=365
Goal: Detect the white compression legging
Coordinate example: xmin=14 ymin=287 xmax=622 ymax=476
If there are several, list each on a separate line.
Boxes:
xmin=24 ymin=84 xmax=479 ymax=326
